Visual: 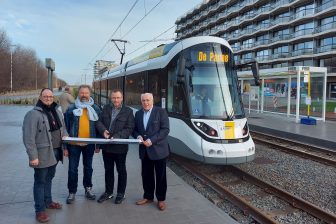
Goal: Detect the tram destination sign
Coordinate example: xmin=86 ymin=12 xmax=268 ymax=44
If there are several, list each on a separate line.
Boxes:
xmin=197 ymin=51 xmax=229 ymax=63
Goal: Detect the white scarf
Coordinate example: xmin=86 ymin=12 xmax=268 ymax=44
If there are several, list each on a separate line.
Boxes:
xmin=73 ymin=97 xmax=98 ymax=121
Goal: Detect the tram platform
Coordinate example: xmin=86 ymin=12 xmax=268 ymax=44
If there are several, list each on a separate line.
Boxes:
xmin=0 ymin=105 xmax=237 ymax=224
xmin=247 ymin=111 xmax=336 ymax=149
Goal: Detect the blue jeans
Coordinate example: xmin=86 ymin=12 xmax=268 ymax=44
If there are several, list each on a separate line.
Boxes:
xmin=67 ymin=145 xmax=95 ymax=193
xmin=34 ymin=164 xmax=56 ymax=213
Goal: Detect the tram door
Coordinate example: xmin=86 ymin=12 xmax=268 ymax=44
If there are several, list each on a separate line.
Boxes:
xmin=148 ymin=69 xmax=168 ymax=109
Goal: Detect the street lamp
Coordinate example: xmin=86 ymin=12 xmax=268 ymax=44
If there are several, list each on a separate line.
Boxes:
xmin=10 ymin=44 xmax=16 ymax=92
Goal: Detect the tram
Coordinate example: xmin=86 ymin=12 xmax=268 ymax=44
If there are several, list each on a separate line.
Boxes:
xmin=93 ymin=36 xmax=258 ymax=164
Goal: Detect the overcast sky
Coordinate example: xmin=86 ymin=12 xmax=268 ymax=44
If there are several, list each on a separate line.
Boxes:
xmin=0 ymin=0 xmax=201 ymax=84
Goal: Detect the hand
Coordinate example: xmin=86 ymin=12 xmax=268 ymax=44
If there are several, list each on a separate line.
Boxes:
xmin=103 ymin=130 xmax=110 ymax=139
xmin=62 ymin=135 xmax=69 ymax=140
xmin=64 ymin=149 xmax=69 ymax=157
xmin=144 ymin=139 xmax=152 ymax=147
xmin=30 ymin=158 xmax=39 ymax=166
xmin=137 ymin=136 xmax=144 ymax=142
xmin=95 ymin=148 xmax=101 ymax=153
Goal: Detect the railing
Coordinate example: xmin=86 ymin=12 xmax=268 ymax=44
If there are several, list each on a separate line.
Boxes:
xmin=316 ymin=44 xmax=336 ymax=53
xmin=316 ymin=0 xmax=336 ymax=13
xmin=314 ymin=22 xmax=336 ymax=33
xmin=291 ymin=48 xmax=314 ymax=56
xmin=272 ymin=34 xmax=292 ymax=42
xmin=293 ymin=29 xmax=314 ymax=38
xmin=294 ymin=9 xmax=315 ymax=19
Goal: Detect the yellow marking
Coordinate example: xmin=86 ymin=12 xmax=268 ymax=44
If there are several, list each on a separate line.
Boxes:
xmin=224 ymin=121 xmax=235 ymax=139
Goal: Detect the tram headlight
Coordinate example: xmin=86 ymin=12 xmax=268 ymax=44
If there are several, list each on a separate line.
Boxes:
xmin=193 ymin=122 xmax=218 ymax=137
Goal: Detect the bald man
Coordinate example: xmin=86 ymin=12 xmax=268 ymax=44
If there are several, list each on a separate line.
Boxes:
xmin=133 ymin=93 xmax=170 ymax=211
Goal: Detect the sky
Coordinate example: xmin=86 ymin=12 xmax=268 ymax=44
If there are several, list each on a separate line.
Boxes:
xmin=0 ymin=0 xmax=202 ymax=85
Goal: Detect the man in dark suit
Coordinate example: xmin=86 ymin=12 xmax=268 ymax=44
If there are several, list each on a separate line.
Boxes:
xmin=96 ymin=89 xmax=135 ymax=204
xmin=133 ymin=93 xmax=170 ymax=211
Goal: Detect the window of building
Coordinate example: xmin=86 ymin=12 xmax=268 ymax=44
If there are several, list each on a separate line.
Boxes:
xmin=294 ymin=22 xmax=314 ymax=36
xmin=294 ymin=41 xmax=313 ymax=50
xmin=256 ymin=34 xmax=269 ymax=45
xmin=320 ymin=16 xmax=336 ymax=31
xmin=319 ymin=37 xmax=336 ymax=52
xmin=295 ymin=3 xmax=315 ymax=18
xmin=256 ymin=49 xmax=269 ymax=61
xmin=242 ymin=52 xmax=253 ymax=60
xmin=242 ymin=38 xmax=254 ymax=48
xmin=319 ymin=57 xmax=336 ymax=72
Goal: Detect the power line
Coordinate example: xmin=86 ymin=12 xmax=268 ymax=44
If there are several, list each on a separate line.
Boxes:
xmin=87 ymin=0 xmax=140 ymax=66
xmin=100 ymin=0 xmax=164 ymax=60
xmin=127 ymin=24 xmax=176 ymax=57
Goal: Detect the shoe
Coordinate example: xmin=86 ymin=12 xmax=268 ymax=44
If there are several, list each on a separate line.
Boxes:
xmin=97 ymin=192 xmax=113 ymax=203
xmin=114 ymin=194 xmax=125 ymax=204
xmin=66 ymin=193 xmax=75 ymax=204
xmin=46 ymin=201 xmax=62 ymax=209
xmin=85 ymin=187 xmax=96 ymax=200
xmin=157 ymin=201 xmax=166 ymax=211
xmin=36 ymin=211 xmax=49 ymax=223
xmin=135 ymin=198 xmax=153 ymax=205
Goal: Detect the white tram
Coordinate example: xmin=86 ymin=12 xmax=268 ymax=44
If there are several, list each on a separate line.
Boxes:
xmin=93 ymin=36 xmax=257 ymax=164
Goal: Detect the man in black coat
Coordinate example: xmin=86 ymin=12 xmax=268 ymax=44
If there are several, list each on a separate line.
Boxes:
xmin=96 ymin=89 xmax=135 ymax=204
xmin=133 ymin=93 xmax=170 ymax=211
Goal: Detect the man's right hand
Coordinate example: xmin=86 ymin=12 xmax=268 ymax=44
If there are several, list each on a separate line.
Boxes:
xmin=103 ymin=130 xmax=110 ymax=139
xmin=64 ymin=149 xmax=69 ymax=157
xmin=30 ymin=158 xmax=39 ymax=166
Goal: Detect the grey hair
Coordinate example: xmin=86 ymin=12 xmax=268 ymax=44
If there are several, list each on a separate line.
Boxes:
xmin=141 ymin=93 xmax=153 ymax=100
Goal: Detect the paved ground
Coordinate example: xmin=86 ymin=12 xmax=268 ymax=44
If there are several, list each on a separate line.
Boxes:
xmin=0 ymin=105 xmax=237 ymax=224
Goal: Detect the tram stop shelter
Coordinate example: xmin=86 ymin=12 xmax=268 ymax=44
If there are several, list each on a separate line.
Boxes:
xmin=238 ymin=66 xmax=327 ymax=123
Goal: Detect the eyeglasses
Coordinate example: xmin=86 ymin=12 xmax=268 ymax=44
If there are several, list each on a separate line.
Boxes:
xmin=42 ymin=96 xmax=54 ymax=99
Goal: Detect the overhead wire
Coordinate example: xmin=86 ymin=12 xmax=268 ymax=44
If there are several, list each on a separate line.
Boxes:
xmin=86 ymin=0 xmax=140 ymax=67
xmin=99 ymin=0 xmax=164 ymax=60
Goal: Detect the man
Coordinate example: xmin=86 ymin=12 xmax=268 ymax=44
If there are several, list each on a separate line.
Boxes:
xmin=96 ymin=89 xmax=134 ymax=204
xmin=133 ymin=93 xmax=170 ymax=211
xmin=59 ymin=85 xmax=75 ymax=114
xmin=23 ymin=88 xmax=68 ymax=223
xmin=64 ymin=85 xmax=101 ymax=204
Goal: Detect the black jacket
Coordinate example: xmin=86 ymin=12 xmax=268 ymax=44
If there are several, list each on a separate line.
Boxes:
xmin=133 ymin=106 xmax=170 ymax=160
xmin=96 ymin=104 xmax=135 ymax=154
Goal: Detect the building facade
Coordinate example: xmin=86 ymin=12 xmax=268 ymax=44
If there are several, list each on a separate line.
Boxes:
xmin=175 ymin=0 xmax=336 ymax=99
xmin=94 ymin=60 xmax=117 ymax=78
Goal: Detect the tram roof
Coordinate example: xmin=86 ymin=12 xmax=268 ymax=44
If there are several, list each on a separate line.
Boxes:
xmin=96 ymin=36 xmax=231 ymax=81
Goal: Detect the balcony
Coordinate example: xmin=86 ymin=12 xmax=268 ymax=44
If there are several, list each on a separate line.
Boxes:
xmin=316 ymin=44 xmax=336 ymax=53
xmin=272 ymin=52 xmax=290 ymax=59
xmin=316 ymin=0 xmax=336 ymax=13
xmin=272 ymin=34 xmax=292 ymax=42
xmin=255 ymin=55 xmax=271 ymax=61
xmin=315 ymin=22 xmax=336 ymax=33
xmin=291 ymin=48 xmax=314 ymax=57
xmin=294 ymin=9 xmax=315 ymax=20
xmin=293 ymin=29 xmax=314 ymax=38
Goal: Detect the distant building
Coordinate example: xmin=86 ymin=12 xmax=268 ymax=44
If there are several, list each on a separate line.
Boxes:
xmin=175 ymin=0 xmax=336 ymax=99
xmin=94 ymin=60 xmax=117 ymax=78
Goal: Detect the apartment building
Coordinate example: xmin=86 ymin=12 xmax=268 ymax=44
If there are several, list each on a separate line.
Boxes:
xmin=175 ymin=0 xmax=336 ymax=99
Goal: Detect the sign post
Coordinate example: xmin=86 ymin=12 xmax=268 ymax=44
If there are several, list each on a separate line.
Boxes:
xmin=45 ymin=58 xmax=55 ymax=90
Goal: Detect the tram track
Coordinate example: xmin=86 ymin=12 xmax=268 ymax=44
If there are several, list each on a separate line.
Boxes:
xmin=171 ymin=155 xmax=336 ymax=224
xmin=250 ymin=131 xmax=336 ymax=168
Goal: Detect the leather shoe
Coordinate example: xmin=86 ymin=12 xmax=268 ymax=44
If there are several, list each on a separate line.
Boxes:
xmin=36 ymin=211 xmax=49 ymax=223
xmin=157 ymin=201 xmax=166 ymax=211
xmin=135 ymin=198 xmax=153 ymax=205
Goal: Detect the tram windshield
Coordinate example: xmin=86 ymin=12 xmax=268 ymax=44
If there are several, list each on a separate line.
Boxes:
xmin=182 ymin=43 xmax=243 ymax=119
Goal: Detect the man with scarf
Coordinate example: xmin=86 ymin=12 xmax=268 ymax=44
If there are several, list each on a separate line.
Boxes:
xmin=64 ymin=84 xmax=101 ymax=204
xmin=23 ymin=88 xmax=68 ymax=223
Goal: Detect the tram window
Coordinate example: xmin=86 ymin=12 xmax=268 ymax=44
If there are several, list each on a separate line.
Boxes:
xmin=108 ymin=76 xmax=123 ymax=96
xmin=125 ymin=72 xmax=146 ymax=109
xmin=167 ymin=58 xmax=189 ymax=116
xmin=148 ymin=69 xmax=168 ymax=108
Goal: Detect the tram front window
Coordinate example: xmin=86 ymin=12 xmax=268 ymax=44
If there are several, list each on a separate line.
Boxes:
xmin=185 ymin=43 xmax=244 ymax=119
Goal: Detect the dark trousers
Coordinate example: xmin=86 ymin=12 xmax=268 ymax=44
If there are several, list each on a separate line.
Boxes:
xmin=67 ymin=145 xmax=94 ymax=194
xmin=34 ymin=164 xmax=56 ymax=213
xmin=102 ymin=151 xmax=127 ymax=195
xmin=141 ymin=152 xmax=167 ymax=201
